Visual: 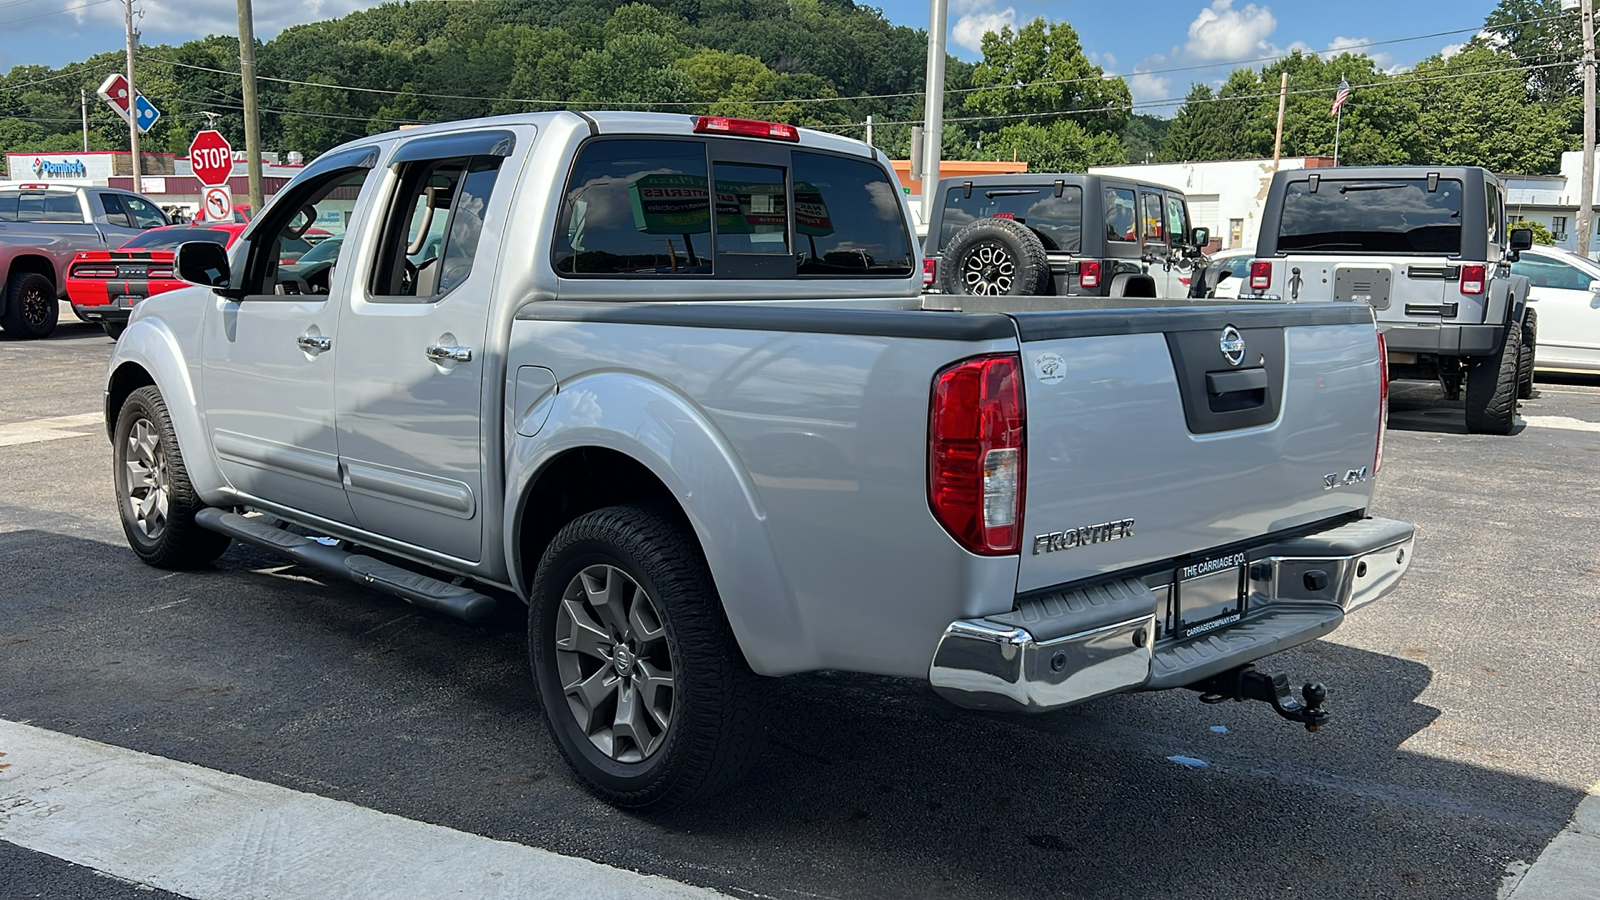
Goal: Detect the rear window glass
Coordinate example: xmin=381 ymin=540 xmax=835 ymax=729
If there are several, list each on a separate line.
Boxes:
xmin=121 ymin=228 xmax=231 ymax=250
xmin=794 ymin=151 xmax=913 ymax=276
xmin=1278 ymin=179 xmax=1463 ymax=255
xmin=0 ymin=190 xmax=80 ymax=223
xmin=555 ymin=138 xmax=712 ymax=276
xmin=938 ymin=185 xmax=1082 ymax=253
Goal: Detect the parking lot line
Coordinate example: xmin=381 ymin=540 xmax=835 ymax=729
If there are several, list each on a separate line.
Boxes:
xmin=1520 ymin=416 xmax=1600 ymax=433
xmin=0 ymin=413 xmax=102 ymax=447
xmin=0 ymin=720 xmax=728 ymax=900
xmin=1500 ymin=781 xmax=1600 ymax=900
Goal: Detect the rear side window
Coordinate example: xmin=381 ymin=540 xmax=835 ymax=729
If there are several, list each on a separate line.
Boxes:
xmin=370 ymin=155 xmax=504 ymax=298
xmin=1486 ymin=182 xmax=1502 ymax=247
xmin=1140 ymin=192 xmax=1165 ymax=242
xmin=99 ymin=194 xmax=133 ymax=228
xmin=555 ymin=139 xmax=711 ymax=276
xmin=794 ymin=151 xmax=913 ymax=275
xmin=937 ymin=185 xmax=1082 ymax=253
xmin=122 ymin=195 xmax=167 ymax=229
xmin=0 ymin=190 xmax=80 ymax=223
xmin=1278 ymin=179 xmax=1463 ymax=255
xmin=1104 ymin=187 xmax=1136 ymax=242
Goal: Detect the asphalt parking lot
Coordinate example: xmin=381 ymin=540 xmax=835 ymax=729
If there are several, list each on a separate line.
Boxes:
xmin=2 ymin=310 xmax=1598 ymax=899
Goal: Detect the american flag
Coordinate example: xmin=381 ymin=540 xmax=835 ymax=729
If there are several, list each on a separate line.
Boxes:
xmin=1331 ymin=79 xmax=1352 ymax=116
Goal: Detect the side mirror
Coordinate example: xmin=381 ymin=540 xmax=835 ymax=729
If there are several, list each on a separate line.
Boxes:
xmin=1588 ymin=279 xmax=1600 ymax=294
xmin=175 ymin=241 xmax=237 ymax=295
xmin=1509 ymin=228 xmax=1534 ymax=252
xmin=1190 ymin=227 xmax=1210 ymax=248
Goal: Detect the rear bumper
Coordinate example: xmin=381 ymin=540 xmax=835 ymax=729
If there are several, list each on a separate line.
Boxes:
xmin=71 ymin=303 xmax=131 ymax=324
xmin=928 ymin=517 xmax=1414 ymax=713
xmin=1379 ymin=322 xmax=1502 ymax=356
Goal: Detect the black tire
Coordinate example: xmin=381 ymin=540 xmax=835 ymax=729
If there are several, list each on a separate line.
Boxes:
xmin=938 ymin=217 xmax=1050 ymax=296
xmin=529 ymin=504 xmax=765 ymax=811
xmin=103 ymin=322 xmax=126 ymax=341
xmin=1463 ymin=320 xmax=1522 ymax=435
xmin=0 ymin=272 xmax=59 ymax=339
xmin=113 ymin=386 xmax=232 ymax=568
xmin=1517 ymin=308 xmax=1537 ymax=400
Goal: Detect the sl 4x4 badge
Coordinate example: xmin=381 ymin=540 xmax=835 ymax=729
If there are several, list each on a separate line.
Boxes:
xmin=1323 ymin=467 xmax=1370 ymax=490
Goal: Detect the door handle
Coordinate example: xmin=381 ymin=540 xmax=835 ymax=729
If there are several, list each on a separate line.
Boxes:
xmin=297 ymin=333 xmax=332 ymax=353
xmin=425 ymin=345 xmax=473 ymax=362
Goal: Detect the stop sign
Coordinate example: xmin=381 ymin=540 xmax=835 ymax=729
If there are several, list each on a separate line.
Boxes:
xmin=188 ymin=130 xmax=233 ymax=186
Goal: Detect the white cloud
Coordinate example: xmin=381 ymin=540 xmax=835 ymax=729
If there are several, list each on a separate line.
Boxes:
xmin=1440 ymin=42 xmax=1467 ymax=59
xmin=1127 ymin=69 xmax=1175 ymax=109
xmin=67 ymin=1 xmax=389 ymax=42
xmin=1184 ymin=0 xmax=1278 ymax=61
xmin=950 ymin=0 xmax=1017 ymax=55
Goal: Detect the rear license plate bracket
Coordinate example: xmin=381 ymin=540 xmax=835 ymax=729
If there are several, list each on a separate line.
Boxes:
xmin=1175 ymin=553 xmax=1246 ymax=638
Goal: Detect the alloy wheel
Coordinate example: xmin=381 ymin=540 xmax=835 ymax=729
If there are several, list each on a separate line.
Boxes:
xmin=960 ymin=242 xmax=1015 ymax=295
xmin=554 ymin=563 xmax=675 ymax=763
xmin=20 ymin=283 xmax=50 ymax=328
xmin=122 ymin=418 xmax=171 ymax=540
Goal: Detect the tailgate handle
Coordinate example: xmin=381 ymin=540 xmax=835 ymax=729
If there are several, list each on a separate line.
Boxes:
xmin=1206 ymin=368 xmax=1269 ymax=395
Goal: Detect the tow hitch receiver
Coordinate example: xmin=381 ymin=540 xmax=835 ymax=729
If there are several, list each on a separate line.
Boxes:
xmin=1189 ymin=665 xmax=1330 ymax=732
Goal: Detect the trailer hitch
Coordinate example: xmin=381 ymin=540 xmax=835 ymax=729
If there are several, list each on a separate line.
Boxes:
xmin=1188 ymin=665 xmax=1330 ymax=732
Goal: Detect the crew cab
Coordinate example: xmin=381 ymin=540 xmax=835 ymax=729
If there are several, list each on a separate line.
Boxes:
xmin=103 ymin=112 xmax=1415 ymax=810
xmin=1248 ymin=166 xmax=1534 ymax=434
xmin=0 ymin=182 xmax=171 ymax=338
xmin=923 ymin=173 xmax=1205 ymax=298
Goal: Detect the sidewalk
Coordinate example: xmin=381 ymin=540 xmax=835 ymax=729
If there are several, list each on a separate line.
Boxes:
xmin=1501 ymin=781 xmax=1600 ymax=900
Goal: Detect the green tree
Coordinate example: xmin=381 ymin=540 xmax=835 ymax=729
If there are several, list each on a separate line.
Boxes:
xmin=1508 ymin=218 xmax=1556 ymax=244
xmin=964 ymin=18 xmax=1130 ymax=135
xmin=1409 ymin=44 xmax=1572 ymax=173
xmin=677 ymin=49 xmax=778 ymax=117
xmin=1484 ymin=0 xmax=1581 ymax=103
xmin=981 ymin=119 xmax=1125 ymax=171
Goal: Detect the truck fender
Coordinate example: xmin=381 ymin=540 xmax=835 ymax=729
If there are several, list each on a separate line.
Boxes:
xmin=504 ymin=372 xmax=811 ymax=676
xmin=105 ymin=317 xmax=229 ymax=503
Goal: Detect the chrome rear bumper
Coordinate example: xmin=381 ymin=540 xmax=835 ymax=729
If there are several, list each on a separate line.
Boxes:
xmin=929 ymin=517 xmax=1414 ymax=713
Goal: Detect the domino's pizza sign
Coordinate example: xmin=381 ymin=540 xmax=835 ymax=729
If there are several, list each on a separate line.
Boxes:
xmin=31 ymin=157 xmax=88 ymax=179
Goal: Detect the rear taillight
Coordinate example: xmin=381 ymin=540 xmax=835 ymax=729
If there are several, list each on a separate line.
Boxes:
xmin=1249 ymin=260 xmax=1272 ymax=291
xmin=72 ymin=265 xmax=119 ymax=279
xmin=929 ymin=354 xmax=1025 ymax=555
xmin=1459 ymin=264 xmax=1486 ymax=294
xmin=923 ymin=258 xmax=937 ymax=286
xmin=1079 ymin=260 xmax=1101 ymax=289
xmin=1376 ymin=331 xmax=1389 ymax=474
xmin=148 ymin=267 xmax=173 ymax=279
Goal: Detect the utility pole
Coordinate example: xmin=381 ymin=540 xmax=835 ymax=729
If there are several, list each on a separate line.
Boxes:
xmin=124 ymin=0 xmax=141 ymax=194
xmin=237 ymin=0 xmax=265 ymax=215
xmin=919 ymin=0 xmax=947 ymax=221
xmin=1271 ymin=72 xmax=1288 ymax=171
xmin=81 ymin=89 xmax=89 ymax=152
xmin=1578 ymin=0 xmax=1596 ymax=259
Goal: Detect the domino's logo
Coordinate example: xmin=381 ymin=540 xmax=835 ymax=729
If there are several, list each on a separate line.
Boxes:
xmin=31 ymin=157 xmax=87 ymax=179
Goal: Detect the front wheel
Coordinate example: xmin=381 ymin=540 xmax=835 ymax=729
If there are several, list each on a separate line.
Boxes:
xmin=113 ymin=386 xmax=232 ymax=567
xmin=529 ymin=504 xmax=765 ymax=810
xmin=1517 ymin=308 xmax=1537 ymax=400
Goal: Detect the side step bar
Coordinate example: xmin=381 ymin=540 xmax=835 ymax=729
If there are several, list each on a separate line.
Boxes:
xmin=194 ymin=509 xmax=496 ymax=623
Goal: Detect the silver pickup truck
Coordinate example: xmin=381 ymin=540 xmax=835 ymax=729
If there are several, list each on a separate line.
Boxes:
xmin=0 ymin=182 xmax=171 ymax=338
xmin=102 ymin=112 xmax=1415 ymax=810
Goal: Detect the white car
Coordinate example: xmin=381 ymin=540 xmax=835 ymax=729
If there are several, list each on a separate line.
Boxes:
xmin=1510 ymin=246 xmax=1600 ymax=372
xmin=1203 ymin=248 xmax=1253 ymax=299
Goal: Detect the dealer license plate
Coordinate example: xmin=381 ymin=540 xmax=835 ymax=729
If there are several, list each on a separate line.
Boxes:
xmin=1175 ymin=552 xmax=1246 ymax=638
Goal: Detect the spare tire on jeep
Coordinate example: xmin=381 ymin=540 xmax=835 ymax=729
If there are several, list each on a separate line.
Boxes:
xmin=939 ymin=218 xmax=1050 ymax=296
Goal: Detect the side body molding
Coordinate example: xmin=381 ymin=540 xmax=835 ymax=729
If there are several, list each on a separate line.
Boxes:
xmin=503 ymin=372 xmax=812 ymax=676
xmin=105 ymin=308 xmax=229 ymax=504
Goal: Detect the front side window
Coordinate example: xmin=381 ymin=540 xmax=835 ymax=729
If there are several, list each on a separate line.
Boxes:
xmin=240 ymin=168 xmax=373 ymax=296
xmin=794 ymin=151 xmax=913 ymax=275
xmin=1165 ymin=195 xmax=1189 ymax=246
xmin=1512 ymin=255 xmax=1595 ymax=291
xmin=555 ymin=139 xmax=711 ymax=276
xmin=937 ymin=184 xmax=1081 ymax=254
xmin=1278 ymin=178 xmax=1464 ymax=255
xmin=1104 ymin=188 xmax=1136 ymax=242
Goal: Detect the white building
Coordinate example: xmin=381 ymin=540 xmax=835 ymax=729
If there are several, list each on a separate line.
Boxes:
xmin=1089 ymin=156 xmax=1335 ymax=251
xmin=1501 ymin=151 xmax=1600 ymax=256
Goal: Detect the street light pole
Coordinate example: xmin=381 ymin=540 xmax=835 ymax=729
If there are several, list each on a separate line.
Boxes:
xmin=919 ymin=0 xmax=947 ymax=221
xmin=237 ymin=0 xmax=265 ymax=216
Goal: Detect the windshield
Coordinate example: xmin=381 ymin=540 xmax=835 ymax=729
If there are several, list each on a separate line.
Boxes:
xmin=1278 ymin=179 xmax=1462 ymax=255
xmin=120 ymin=228 xmax=231 ymax=250
xmin=939 ymin=186 xmax=1083 ymax=253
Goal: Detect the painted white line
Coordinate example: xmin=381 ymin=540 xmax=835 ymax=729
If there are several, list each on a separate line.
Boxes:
xmin=1500 ymin=781 xmax=1600 ymax=900
xmin=0 ymin=720 xmax=728 ymax=900
xmin=1521 ymin=415 xmax=1600 ymax=434
xmin=0 ymin=413 xmax=102 ymax=447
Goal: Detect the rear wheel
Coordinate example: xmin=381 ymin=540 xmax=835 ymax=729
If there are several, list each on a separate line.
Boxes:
xmin=1516 ymin=308 xmax=1537 ymax=400
xmin=529 ymin=504 xmax=765 ymax=810
xmin=114 ymin=386 xmax=232 ymax=567
xmin=103 ymin=322 xmax=126 ymax=341
xmin=1463 ymin=321 xmax=1521 ymax=435
xmin=0 ymin=272 xmax=59 ymax=339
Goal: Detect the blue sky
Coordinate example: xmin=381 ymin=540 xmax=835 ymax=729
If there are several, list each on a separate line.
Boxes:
xmin=2 ymin=0 xmax=1501 ymax=115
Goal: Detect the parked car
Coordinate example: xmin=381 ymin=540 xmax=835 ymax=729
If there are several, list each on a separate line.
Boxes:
xmin=68 ymin=222 xmax=248 ymax=339
xmin=0 ymin=181 xmax=170 ymax=338
xmin=923 ymin=173 xmax=1205 ymax=299
xmin=105 ymin=112 xmax=1413 ymax=811
xmin=1201 ymin=248 xmax=1253 ymax=299
xmin=1250 ymin=166 xmax=1534 ymax=434
xmin=1509 ymin=245 xmax=1600 ymax=373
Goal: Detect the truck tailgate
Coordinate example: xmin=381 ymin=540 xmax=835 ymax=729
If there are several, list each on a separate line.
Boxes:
xmin=1010 ymin=303 xmax=1381 ymax=593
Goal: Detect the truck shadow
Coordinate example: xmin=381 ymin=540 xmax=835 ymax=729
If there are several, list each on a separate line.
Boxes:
xmin=1387 ymin=381 xmax=1530 ymax=435
xmin=0 ymin=529 xmax=1582 ymax=900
